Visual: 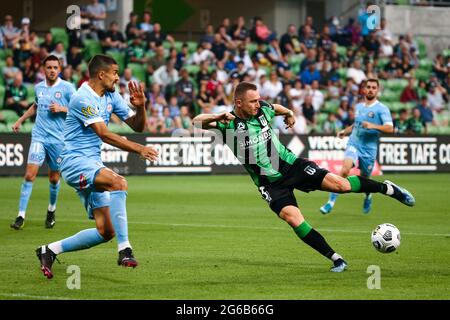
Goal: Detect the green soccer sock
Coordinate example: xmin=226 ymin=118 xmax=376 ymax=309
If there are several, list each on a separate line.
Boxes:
xmin=347 ymin=176 xmax=387 ymax=193
xmin=293 ymin=221 xmax=335 ymax=259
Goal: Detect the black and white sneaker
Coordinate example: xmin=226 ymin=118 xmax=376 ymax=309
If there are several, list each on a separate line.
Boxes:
xmin=117 ymin=248 xmax=138 ymax=268
xmin=36 ymin=246 xmax=57 ymax=279
xmin=45 ymin=210 xmax=56 ymax=229
xmin=10 ymin=216 xmax=25 ymax=230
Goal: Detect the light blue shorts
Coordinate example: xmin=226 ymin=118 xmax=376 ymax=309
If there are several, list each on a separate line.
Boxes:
xmin=344 ymin=144 xmax=375 ymax=177
xmin=27 ymin=140 xmax=64 ymax=171
xmin=60 ymin=155 xmax=110 ymax=219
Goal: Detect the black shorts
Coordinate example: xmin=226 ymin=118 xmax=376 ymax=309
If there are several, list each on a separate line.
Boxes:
xmin=258 ymin=158 xmax=329 ymax=214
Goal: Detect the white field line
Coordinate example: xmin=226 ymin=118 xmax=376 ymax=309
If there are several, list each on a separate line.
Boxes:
xmin=16 ymin=218 xmax=450 ymax=237
xmin=0 ymin=293 xmax=72 ymax=300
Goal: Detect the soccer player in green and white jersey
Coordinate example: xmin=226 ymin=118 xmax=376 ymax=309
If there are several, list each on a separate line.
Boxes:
xmin=193 ymin=81 xmax=415 ymax=272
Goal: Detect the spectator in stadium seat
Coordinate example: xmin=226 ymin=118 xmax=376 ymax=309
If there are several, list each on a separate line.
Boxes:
xmin=261 ymin=71 xmax=283 ymax=101
xmin=230 ymin=16 xmax=248 ymax=43
xmin=196 ymin=81 xmax=214 ymax=113
xmin=317 ymin=25 xmax=333 ymax=54
xmin=22 ymin=57 xmax=36 ymax=84
xmin=140 ymin=10 xmax=154 ymax=36
xmin=427 ymin=80 xmax=448 ymax=114
xmin=125 ymin=12 xmax=141 ymax=40
xmin=300 ymin=61 xmax=321 ymax=85
xmin=266 ymin=38 xmax=283 ymax=65
xmin=67 ymin=46 xmax=83 ymax=70
xmin=379 ymin=34 xmax=394 ymax=58
xmin=102 ymin=21 xmax=126 ymax=52
xmin=176 ymin=68 xmax=195 ymax=110
xmin=85 ymin=0 xmax=107 ymax=38
xmin=309 ymin=80 xmax=325 ymax=112
xmin=146 ymin=22 xmax=175 ymax=50
xmin=167 ymin=96 xmax=182 ymax=128
xmin=347 ymin=60 xmax=366 ymax=85
xmin=300 ymin=48 xmax=317 ymax=72
xmin=179 ymin=105 xmax=193 ymax=131
xmin=153 ymin=59 xmax=179 ymax=97
xmin=50 ymin=42 xmax=67 ymax=67
xmin=394 ymin=108 xmax=410 ymax=134
xmin=2 ymin=55 xmax=20 ymax=85
xmin=175 ymin=43 xmax=189 ymax=70
xmin=408 ymin=107 xmax=427 ymax=135
xmin=323 ymin=112 xmax=343 ymax=134
xmin=147 ymin=44 xmax=165 ymax=75
xmin=342 ymin=105 xmax=355 ymax=127
xmin=1 ymin=15 xmax=21 ymax=48
xmin=275 ymin=81 xmax=293 ymax=109
xmin=433 ymin=54 xmax=448 ymax=83
xmin=4 ymin=72 xmax=28 ymax=116
xmin=416 ymin=95 xmax=435 ymax=126
xmin=298 ymin=16 xmax=317 ymax=39
xmin=400 ymin=77 xmax=419 ymax=103
xmin=251 ymin=16 xmax=276 ymax=44
xmin=126 ymin=37 xmax=147 ymax=65
xmin=280 ymin=24 xmax=301 ymax=56
xmin=196 ymin=60 xmax=211 ymax=87
xmin=120 ymin=68 xmax=137 ymax=89
xmin=211 ymin=33 xmax=228 ymax=62
xmin=189 ymin=42 xmax=215 ymax=65
xmin=361 ymin=31 xmax=380 ymax=59
xmin=200 ymin=24 xmax=215 ymax=45
xmin=301 ymin=95 xmax=316 ymax=127
xmin=299 ymin=25 xmax=317 ymax=52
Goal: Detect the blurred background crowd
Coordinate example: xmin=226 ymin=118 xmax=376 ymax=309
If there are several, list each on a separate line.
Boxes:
xmin=1 ymin=0 xmax=449 ymax=135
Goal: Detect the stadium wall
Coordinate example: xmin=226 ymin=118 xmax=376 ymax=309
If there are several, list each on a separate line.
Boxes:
xmin=1 ymin=134 xmax=450 ymax=176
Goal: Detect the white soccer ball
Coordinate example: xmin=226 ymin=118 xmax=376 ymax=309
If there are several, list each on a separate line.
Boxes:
xmin=371 ymin=223 xmax=401 ymax=253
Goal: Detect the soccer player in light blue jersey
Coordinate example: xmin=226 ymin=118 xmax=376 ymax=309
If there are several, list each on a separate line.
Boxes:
xmin=35 ymin=55 xmax=158 ymax=279
xmin=10 ymin=55 xmax=75 ymax=230
xmin=320 ymin=78 xmax=414 ymax=214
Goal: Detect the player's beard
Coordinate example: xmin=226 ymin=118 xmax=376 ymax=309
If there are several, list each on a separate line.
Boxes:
xmin=106 ymin=84 xmax=116 ymax=93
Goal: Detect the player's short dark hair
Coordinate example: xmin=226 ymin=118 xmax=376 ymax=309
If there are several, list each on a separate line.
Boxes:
xmin=42 ymin=54 xmax=61 ymax=66
xmin=88 ymin=54 xmax=117 ymax=78
xmin=234 ymin=81 xmax=257 ymax=100
xmin=366 ymin=78 xmax=379 ymax=88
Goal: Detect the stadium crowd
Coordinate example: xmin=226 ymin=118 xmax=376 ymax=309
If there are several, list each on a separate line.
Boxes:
xmin=1 ymin=1 xmax=449 ymax=135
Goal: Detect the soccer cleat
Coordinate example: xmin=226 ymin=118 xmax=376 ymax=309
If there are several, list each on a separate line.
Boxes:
xmin=363 ymin=194 xmax=372 ymax=214
xmin=36 ymin=246 xmax=57 ymax=279
xmin=320 ymin=202 xmax=334 ymax=214
xmin=330 ymin=258 xmax=348 ymax=273
xmin=45 ymin=210 xmax=56 ymax=229
xmin=384 ymin=180 xmax=415 ymax=207
xmin=10 ymin=216 xmax=25 ymax=230
xmin=117 ymin=247 xmax=138 ymax=268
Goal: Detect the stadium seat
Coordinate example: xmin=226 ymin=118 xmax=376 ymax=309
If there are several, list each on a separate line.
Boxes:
xmin=0 ymin=123 xmax=8 ymax=133
xmin=21 ymin=121 xmax=34 ymax=133
xmin=419 ymin=58 xmax=433 ymax=72
xmin=2 ymin=110 xmax=19 ymax=123
xmin=376 ymin=58 xmax=389 ymax=69
xmin=382 ymin=89 xmax=401 ymax=102
xmin=185 ymin=64 xmax=200 ymax=76
xmin=385 ymin=79 xmax=408 ymax=91
xmin=443 ymin=49 xmax=450 ymax=58
xmin=187 ymin=41 xmax=198 ymax=54
xmin=50 ymin=27 xmax=69 ymax=49
xmin=337 ymin=68 xmax=347 ymax=80
xmin=336 ymin=46 xmax=347 ymax=57
xmin=25 ymin=83 xmax=35 ymax=104
xmin=414 ymin=68 xmax=431 ymax=81
xmin=0 ymin=85 xmax=5 ymax=108
xmin=106 ymin=50 xmax=125 ymax=74
xmin=0 ymin=48 xmax=13 ymax=60
xmin=127 ymin=63 xmax=146 ymax=82
xmin=416 ymin=38 xmax=427 ymax=59
xmin=323 ymin=100 xmax=340 ymax=114
xmin=83 ymin=39 xmax=103 ymax=61
xmin=389 ymin=101 xmax=406 ymax=113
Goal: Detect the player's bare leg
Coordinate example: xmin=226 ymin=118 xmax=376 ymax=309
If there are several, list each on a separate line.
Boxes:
xmin=278 ymin=205 xmax=347 ymax=272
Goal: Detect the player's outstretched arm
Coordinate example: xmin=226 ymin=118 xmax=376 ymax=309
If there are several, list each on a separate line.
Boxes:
xmin=12 ymin=103 xmax=37 ymax=133
xmin=192 ymin=112 xmax=235 ymax=130
xmin=90 ymin=121 xmax=158 ymax=161
xmin=273 ymin=103 xmax=295 ymax=128
xmin=125 ymin=81 xmax=147 ymax=132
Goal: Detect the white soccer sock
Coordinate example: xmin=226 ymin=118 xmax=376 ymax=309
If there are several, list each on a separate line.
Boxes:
xmin=18 ymin=211 xmax=26 ymax=218
xmin=331 ymin=253 xmax=343 ymax=262
xmin=385 ymin=183 xmax=394 ymax=196
xmin=48 ymin=241 xmax=63 ymax=255
xmin=48 ymin=204 xmax=56 ymax=212
xmin=118 ymin=241 xmax=132 ymax=252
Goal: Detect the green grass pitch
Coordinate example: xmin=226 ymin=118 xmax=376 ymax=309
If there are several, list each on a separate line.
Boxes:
xmin=0 ymin=174 xmax=449 ymax=300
